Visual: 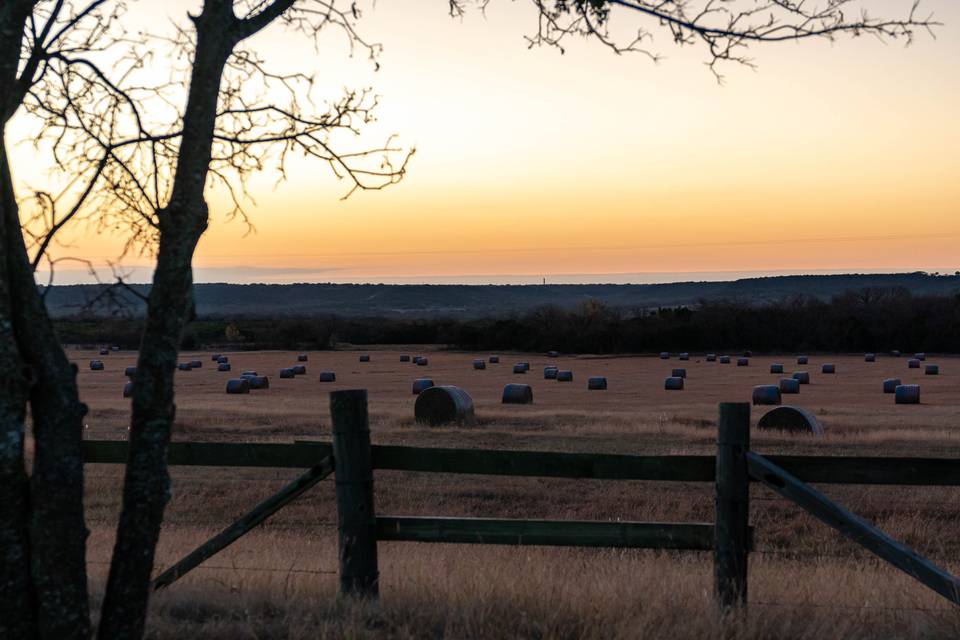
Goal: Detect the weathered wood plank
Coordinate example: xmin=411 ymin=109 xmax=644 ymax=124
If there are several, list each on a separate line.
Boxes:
xmin=375 ymin=516 xmax=722 ymax=550
xmin=152 ymin=456 xmax=334 ymax=590
xmin=748 ymin=452 xmax=960 ymax=606
xmin=764 ymin=455 xmax=960 ymax=486
xmin=715 ymin=403 xmax=750 ymax=610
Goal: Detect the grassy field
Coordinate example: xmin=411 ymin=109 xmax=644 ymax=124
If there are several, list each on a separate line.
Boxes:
xmin=73 ymin=348 xmax=960 ymax=638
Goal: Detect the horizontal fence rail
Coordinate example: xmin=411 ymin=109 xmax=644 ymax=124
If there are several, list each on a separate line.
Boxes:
xmin=83 ymin=440 xmax=960 ymax=486
xmin=375 ymin=516 xmax=727 ymax=550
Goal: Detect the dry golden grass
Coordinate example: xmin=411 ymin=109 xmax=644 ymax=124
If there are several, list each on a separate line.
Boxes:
xmin=71 ymin=348 xmax=960 ymax=638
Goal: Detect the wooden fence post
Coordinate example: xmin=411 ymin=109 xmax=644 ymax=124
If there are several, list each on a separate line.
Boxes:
xmin=715 ymin=402 xmax=750 ymax=612
xmin=331 ymin=389 xmax=379 ymax=598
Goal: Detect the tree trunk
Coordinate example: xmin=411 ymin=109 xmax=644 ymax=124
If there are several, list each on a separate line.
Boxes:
xmin=0 ymin=128 xmax=37 ymax=640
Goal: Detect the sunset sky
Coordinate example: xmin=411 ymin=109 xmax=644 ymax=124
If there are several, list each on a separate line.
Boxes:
xmin=14 ymin=0 xmax=960 ymax=284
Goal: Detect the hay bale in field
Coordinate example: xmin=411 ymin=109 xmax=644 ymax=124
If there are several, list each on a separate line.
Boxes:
xmin=473 ymin=359 xmax=486 ymax=370
xmin=123 ymin=382 xmax=133 ymax=398
xmin=241 ymin=370 xmax=258 ymax=377
xmin=99 ymin=347 xmax=109 ymax=356
xmin=189 ymin=360 xmax=203 ymax=369
xmin=752 ymin=385 xmax=781 ymax=406
xmin=587 ymin=376 xmax=607 ymax=390
xmin=124 ymin=366 xmax=137 ymax=378
xmin=217 ymin=356 xmax=229 ymax=364
xmin=319 ymin=371 xmax=337 ymax=382
xmin=671 ymin=368 xmax=687 ymax=378
xmin=908 ymin=359 xmax=921 ymax=369
xmin=664 ymin=376 xmax=684 ymax=390
xmin=513 ymin=363 xmax=527 ymax=374
xmin=246 ymin=375 xmax=270 ymax=390
xmin=925 ymin=364 xmax=939 ymax=375
xmin=544 ymin=366 xmax=558 ymax=379
xmin=292 ymin=365 xmax=306 ymax=375
xmin=864 ymin=353 xmax=876 ymax=363
xmin=821 ymin=363 xmax=836 ymax=374
xmin=797 ymin=356 xmax=808 ymax=365
xmin=211 ymin=354 xmax=222 ymax=361
xmin=489 ymin=355 xmax=500 ymax=364
xmin=518 ymin=362 xmax=530 ymax=372
xmin=895 ymin=384 xmax=920 ymax=404
xmin=891 ymin=350 xmax=902 ymax=357
xmin=226 ymin=378 xmax=250 ymax=394
xmin=111 ymin=345 xmax=120 ymax=351
xmin=706 ymin=354 xmax=717 ymax=362
xmin=415 ymin=385 xmax=475 ymax=426
xmin=547 ymin=350 xmax=560 ymax=358
xmin=915 ymin=352 xmax=926 ymax=361
xmin=679 ymin=353 xmax=690 ymax=361
xmin=502 ymin=383 xmax=533 ymax=404
xmin=757 ymin=406 xmax=823 ymax=435
xmin=177 ymin=363 xmax=191 ymax=371
xmin=770 ymin=363 xmax=784 ymax=374
xmin=659 ymin=352 xmax=670 ymax=359
xmin=416 ymin=357 xmax=429 ymax=366
xmin=400 ymin=354 xmax=411 ymax=362
xmin=556 ymin=370 xmax=573 ymax=382
xmin=298 ymin=354 xmax=308 ymax=362
xmin=359 ymin=355 xmax=370 ymax=362
xmin=737 ymin=357 xmax=749 ymax=367
xmin=412 ymin=378 xmax=434 ymax=394
xmin=779 ymin=378 xmax=800 ymax=394
xmin=883 ymin=378 xmax=901 ymax=393
xmin=743 ymin=351 xmax=753 ymax=358
xmin=792 ymin=371 xmax=810 ymax=384
xmin=719 ymin=356 xmax=731 ymax=364
xmin=218 ymin=363 xmax=231 ymax=372
xmin=279 ymin=368 xmax=296 ymax=379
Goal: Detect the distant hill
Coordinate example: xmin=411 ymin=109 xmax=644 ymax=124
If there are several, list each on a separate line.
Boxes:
xmin=41 ymin=272 xmax=960 ymax=318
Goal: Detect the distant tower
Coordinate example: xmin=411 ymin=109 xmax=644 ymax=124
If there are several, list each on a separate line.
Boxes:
xmin=542 ymin=277 xmax=546 ymax=285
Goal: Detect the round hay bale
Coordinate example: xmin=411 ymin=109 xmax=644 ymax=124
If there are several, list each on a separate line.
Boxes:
xmin=489 ymin=356 xmax=500 ymax=364
xmin=241 ymin=370 xmax=258 ymax=377
xmin=124 ymin=366 xmax=137 ymax=378
xmin=292 ymin=365 xmax=306 ymax=375
xmin=123 ymin=382 xmax=133 ymax=398
xmin=412 ymin=378 xmax=434 ymax=394
xmin=915 ymin=352 xmax=926 ymax=361
xmin=679 ymin=353 xmax=690 ymax=361
xmin=111 ymin=345 xmax=120 ymax=351
xmin=544 ymin=366 xmax=558 ymax=379
xmin=513 ymin=364 xmax=527 ymax=374
xmin=883 ymin=378 xmax=901 ymax=393
xmin=659 ymin=352 xmax=670 ymax=360
xmin=211 ymin=353 xmax=222 ymax=361
xmin=664 ymin=376 xmax=684 ymax=390
xmin=752 ymin=385 xmax=781 ymax=406
xmin=176 ymin=363 xmax=191 ymax=371
xmin=770 ymin=363 xmax=784 ymax=374
xmin=502 ymin=383 xmax=533 ymax=404
xmin=246 ymin=375 xmax=270 ymax=390
xmin=218 ymin=363 xmax=232 ymax=372
xmin=587 ymin=376 xmax=607 ymax=390
xmin=189 ymin=360 xmax=203 ymax=369
xmin=719 ymin=356 xmax=731 ymax=364
xmin=706 ymin=354 xmax=717 ymax=362
xmin=895 ymin=384 xmax=920 ymax=404
xmin=743 ymin=351 xmax=753 ymax=358
xmin=908 ymin=359 xmax=921 ymax=369
xmin=319 ymin=371 xmax=337 ymax=382
xmin=925 ymin=364 xmax=939 ymax=375
xmin=547 ymin=350 xmax=560 ymax=358
xmin=556 ymin=370 xmax=573 ymax=382
xmin=99 ymin=347 xmax=109 ymax=356
xmin=226 ymin=378 xmax=250 ymax=394
xmin=779 ymin=378 xmax=800 ymax=394
xmin=792 ymin=371 xmax=810 ymax=384
xmin=757 ymin=406 xmax=823 ymax=435
xmin=671 ymin=368 xmax=687 ymax=379
xmin=400 ymin=354 xmax=411 ymax=362
xmin=279 ymin=368 xmax=296 ymax=379
xmin=821 ymin=364 xmax=836 ymax=374
xmin=359 ymin=355 xmax=370 ymax=363
xmin=797 ymin=356 xmax=808 ymax=365
xmin=518 ymin=362 xmax=530 ymax=372
xmin=217 ymin=356 xmax=229 ymax=364
xmin=473 ymin=359 xmax=486 ymax=370
xmin=416 ymin=357 xmax=429 ymax=366
xmin=737 ymin=357 xmax=749 ymax=367
xmin=415 ymin=386 xmax=475 ymax=426
xmin=89 ymin=360 xmax=104 ymax=371
xmin=891 ymin=350 xmax=902 ymax=357
xmin=298 ymin=354 xmax=308 ymax=362
xmin=864 ymin=353 xmax=876 ymax=363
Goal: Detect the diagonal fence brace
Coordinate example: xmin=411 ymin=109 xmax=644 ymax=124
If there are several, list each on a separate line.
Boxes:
xmin=153 ymin=455 xmax=334 ymax=590
xmin=748 ymin=451 xmax=960 ymax=606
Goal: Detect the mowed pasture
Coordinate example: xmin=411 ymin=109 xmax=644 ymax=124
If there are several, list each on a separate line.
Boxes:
xmin=72 ymin=349 xmax=960 ymax=639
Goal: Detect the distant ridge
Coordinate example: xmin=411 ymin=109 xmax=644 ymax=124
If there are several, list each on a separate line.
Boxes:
xmin=41 ymin=272 xmax=960 ymax=318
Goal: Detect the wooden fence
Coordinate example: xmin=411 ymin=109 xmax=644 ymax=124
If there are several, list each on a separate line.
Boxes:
xmin=82 ymin=390 xmax=960 ymax=610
